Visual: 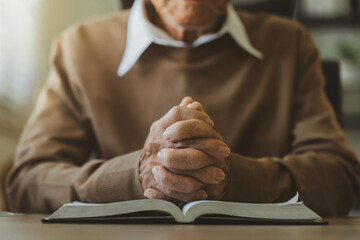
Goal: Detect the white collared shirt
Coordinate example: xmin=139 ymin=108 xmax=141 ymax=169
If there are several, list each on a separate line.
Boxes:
xmin=117 ymin=0 xmax=263 ymax=76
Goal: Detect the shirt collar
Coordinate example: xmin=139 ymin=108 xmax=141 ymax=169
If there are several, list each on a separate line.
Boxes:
xmin=117 ymin=0 xmax=263 ymax=76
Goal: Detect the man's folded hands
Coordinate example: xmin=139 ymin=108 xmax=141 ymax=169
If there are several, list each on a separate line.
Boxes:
xmin=139 ymin=97 xmax=230 ymax=203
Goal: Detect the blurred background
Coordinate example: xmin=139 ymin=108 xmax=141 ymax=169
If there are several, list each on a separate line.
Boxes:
xmin=0 ymin=0 xmax=359 ymax=164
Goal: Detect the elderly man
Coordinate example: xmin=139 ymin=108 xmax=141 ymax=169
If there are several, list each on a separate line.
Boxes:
xmin=6 ymin=0 xmax=360 ymax=217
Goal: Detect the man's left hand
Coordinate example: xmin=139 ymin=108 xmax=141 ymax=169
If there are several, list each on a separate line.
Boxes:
xmin=144 ymin=98 xmax=230 ymax=202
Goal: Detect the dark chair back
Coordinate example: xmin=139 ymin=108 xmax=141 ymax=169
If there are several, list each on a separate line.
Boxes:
xmin=322 ymin=61 xmax=342 ymax=124
xmin=119 ymin=0 xmax=297 ymax=15
xmin=121 ymin=0 xmax=133 ymax=9
xmin=232 ymin=0 xmax=296 ymax=18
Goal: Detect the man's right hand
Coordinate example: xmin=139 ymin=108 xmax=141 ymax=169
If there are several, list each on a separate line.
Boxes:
xmin=139 ymin=97 xmax=230 ymax=203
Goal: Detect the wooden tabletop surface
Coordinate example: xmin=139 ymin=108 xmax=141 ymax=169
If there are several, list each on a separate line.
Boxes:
xmin=1 ymin=215 xmax=360 ymax=240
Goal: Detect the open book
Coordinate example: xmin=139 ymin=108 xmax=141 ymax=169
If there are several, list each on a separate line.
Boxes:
xmin=42 ymin=193 xmax=326 ymax=225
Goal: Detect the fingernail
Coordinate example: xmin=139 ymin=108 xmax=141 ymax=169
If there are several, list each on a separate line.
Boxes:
xmin=198 ymin=191 xmax=208 ymax=200
xmin=144 ymin=189 xmax=152 ymax=198
xmin=187 ymin=103 xmax=192 ymax=108
xmin=152 ymin=166 xmax=160 ymax=175
xmin=218 ymin=145 xmax=230 ymax=157
xmin=163 ymin=128 xmax=172 ymax=140
xmin=215 ymin=169 xmax=225 ymax=182
xmin=157 ymin=150 xmax=164 ymax=160
xmin=144 ymin=189 xmax=157 ymax=199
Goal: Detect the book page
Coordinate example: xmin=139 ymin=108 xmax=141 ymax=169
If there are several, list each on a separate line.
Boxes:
xmin=45 ymin=199 xmax=185 ymax=222
xmin=181 ymin=192 xmax=320 ymax=223
xmin=182 ymin=192 xmax=299 ymax=215
xmin=279 ymin=192 xmax=299 ymax=205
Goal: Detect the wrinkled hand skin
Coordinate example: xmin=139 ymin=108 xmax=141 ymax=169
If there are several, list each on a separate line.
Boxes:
xmin=139 ymin=97 xmax=231 ymax=204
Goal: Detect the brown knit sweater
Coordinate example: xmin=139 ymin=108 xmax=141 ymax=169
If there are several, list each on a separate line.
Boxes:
xmin=6 ymin=10 xmax=360 ymax=217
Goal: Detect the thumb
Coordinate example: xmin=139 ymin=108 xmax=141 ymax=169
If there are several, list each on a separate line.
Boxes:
xmin=179 ymin=96 xmax=193 ymax=107
xmin=187 ymin=101 xmax=204 ymax=112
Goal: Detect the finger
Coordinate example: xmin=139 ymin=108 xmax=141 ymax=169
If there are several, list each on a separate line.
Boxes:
xmin=160 ymin=187 xmax=208 ymax=202
xmin=180 ymin=96 xmax=194 ymax=107
xmin=174 ymin=138 xmax=230 ymax=159
xmin=169 ymin=166 xmax=225 ymax=185
xmin=152 ymin=165 xmax=204 ymax=194
xmin=159 ymin=106 xmax=214 ymax=129
xmin=144 ymin=188 xmax=168 ymax=200
xmin=187 ymin=101 xmax=204 ymax=112
xmin=147 ymin=185 xmax=208 ymax=203
xmin=204 ymin=181 xmax=228 ymax=200
xmin=163 ymin=119 xmax=222 ymax=142
xmin=144 ymin=188 xmax=185 ymax=205
xmin=158 ymin=148 xmax=215 ymax=170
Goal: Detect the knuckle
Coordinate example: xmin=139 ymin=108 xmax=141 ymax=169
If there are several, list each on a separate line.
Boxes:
xmin=170 ymin=106 xmax=182 ymax=120
xmin=160 ymin=171 xmax=171 ymax=186
xmin=150 ymin=120 xmax=159 ymax=132
xmin=183 ymin=179 xmax=197 ymax=193
xmin=162 ymin=149 xmax=174 ymax=167
xmin=197 ymin=150 xmax=209 ymax=166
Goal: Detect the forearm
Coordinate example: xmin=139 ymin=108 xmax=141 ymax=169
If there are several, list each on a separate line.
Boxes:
xmin=72 ymin=150 xmax=145 ymax=203
xmin=223 ymin=150 xmax=360 ymax=217
xmin=282 ymin=151 xmax=360 ymax=217
xmin=222 ymin=152 xmax=296 ymax=204
xmin=6 ymin=150 xmax=145 ymax=213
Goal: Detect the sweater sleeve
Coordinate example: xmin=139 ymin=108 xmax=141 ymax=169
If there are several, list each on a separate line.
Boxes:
xmin=222 ymin=27 xmax=360 ymax=217
xmin=6 ymin=37 xmax=145 ymax=213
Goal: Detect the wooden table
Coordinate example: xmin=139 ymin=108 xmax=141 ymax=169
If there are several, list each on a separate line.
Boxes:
xmin=1 ymin=215 xmax=359 ymax=240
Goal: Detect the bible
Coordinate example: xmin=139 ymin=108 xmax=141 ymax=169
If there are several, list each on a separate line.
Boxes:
xmin=42 ymin=194 xmax=327 ymax=225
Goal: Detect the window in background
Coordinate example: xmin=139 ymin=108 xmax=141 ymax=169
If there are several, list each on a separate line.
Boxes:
xmin=300 ymin=0 xmax=351 ymax=18
xmin=298 ymin=0 xmax=360 ymax=155
xmin=298 ymin=0 xmax=360 ymax=25
xmin=0 ymin=0 xmax=43 ymax=109
xmin=298 ymin=0 xmax=360 ymax=122
xmin=0 ymin=0 xmax=119 ymax=136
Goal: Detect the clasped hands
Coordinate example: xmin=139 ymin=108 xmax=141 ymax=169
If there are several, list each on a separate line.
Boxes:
xmin=139 ymin=97 xmax=230 ymax=203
